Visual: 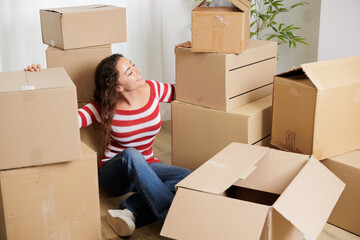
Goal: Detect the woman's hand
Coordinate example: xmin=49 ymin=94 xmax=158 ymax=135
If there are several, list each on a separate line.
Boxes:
xmin=174 ymin=41 xmax=191 ymax=53
xmin=24 ymin=64 xmax=42 ymax=72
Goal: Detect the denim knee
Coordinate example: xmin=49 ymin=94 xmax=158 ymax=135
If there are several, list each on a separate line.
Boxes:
xmin=122 ymin=148 xmax=147 ymax=167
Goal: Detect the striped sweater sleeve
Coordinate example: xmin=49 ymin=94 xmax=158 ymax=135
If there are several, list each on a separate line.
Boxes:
xmin=78 ymin=101 xmax=102 ymax=128
xmin=151 ymin=80 xmax=175 ymax=103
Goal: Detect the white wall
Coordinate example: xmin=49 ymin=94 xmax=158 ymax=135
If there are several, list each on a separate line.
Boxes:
xmin=318 ymin=0 xmax=360 ymax=61
xmin=273 ymin=0 xmax=321 ymax=73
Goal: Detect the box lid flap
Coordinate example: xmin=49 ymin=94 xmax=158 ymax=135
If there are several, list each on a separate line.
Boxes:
xmin=161 ymin=187 xmax=269 ymax=240
xmin=301 ymin=55 xmax=360 ymax=90
xmin=176 ymin=142 xmax=269 ymax=194
xmin=42 ymin=4 xmax=117 ymax=14
xmin=273 ymin=156 xmax=345 ymax=240
xmin=230 ymin=0 xmax=251 ymax=11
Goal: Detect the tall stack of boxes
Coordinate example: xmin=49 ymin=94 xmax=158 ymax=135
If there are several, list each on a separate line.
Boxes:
xmin=271 ymin=55 xmax=360 ymax=235
xmin=40 ymin=4 xmax=127 ymax=161
xmin=0 ymin=4 xmax=127 ymax=239
xmin=163 ymin=0 xmax=350 ymax=239
xmin=172 ymin=0 xmax=277 ymax=170
xmin=0 ymin=69 xmax=101 ymax=239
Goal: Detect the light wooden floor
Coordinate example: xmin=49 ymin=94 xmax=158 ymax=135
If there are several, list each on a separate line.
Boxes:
xmin=100 ymin=121 xmax=360 ymax=240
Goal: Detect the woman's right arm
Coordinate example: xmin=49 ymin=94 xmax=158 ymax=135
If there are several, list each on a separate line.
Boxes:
xmin=78 ymin=101 xmax=102 ymax=129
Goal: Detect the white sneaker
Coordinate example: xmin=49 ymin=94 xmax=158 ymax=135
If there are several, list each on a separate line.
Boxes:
xmin=106 ymin=209 xmax=136 ymax=237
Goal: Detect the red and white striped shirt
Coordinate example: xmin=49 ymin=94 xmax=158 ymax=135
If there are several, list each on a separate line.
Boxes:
xmin=78 ymin=80 xmax=174 ymax=168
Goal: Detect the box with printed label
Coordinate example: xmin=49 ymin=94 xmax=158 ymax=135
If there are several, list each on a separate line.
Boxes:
xmin=172 ymin=95 xmax=272 ymax=170
xmin=40 ymin=4 xmax=126 ymax=50
xmin=176 ymin=39 xmax=277 ymax=111
xmin=161 ymin=142 xmax=345 ymax=240
xmin=0 ymin=68 xmax=80 ymax=170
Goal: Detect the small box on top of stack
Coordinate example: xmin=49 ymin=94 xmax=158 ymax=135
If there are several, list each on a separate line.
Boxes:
xmin=172 ymin=0 xmax=277 ymax=170
xmin=191 ymin=0 xmax=251 ymax=54
xmin=40 ymin=4 xmax=127 ymax=161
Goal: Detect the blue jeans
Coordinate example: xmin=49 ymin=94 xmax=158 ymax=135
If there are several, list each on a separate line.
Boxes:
xmin=98 ymin=148 xmax=191 ymax=228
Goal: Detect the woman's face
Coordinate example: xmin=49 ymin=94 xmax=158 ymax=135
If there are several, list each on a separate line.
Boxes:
xmin=115 ymin=57 xmax=145 ymax=93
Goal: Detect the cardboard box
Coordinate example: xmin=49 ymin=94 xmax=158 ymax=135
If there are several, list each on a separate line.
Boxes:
xmin=78 ymin=102 xmax=103 ymax=163
xmin=46 ymin=45 xmax=111 ymax=102
xmin=0 ymin=68 xmax=80 ymax=170
xmin=322 ymin=149 xmax=360 ymax=236
xmin=172 ymin=95 xmax=272 ymax=170
xmin=161 ymin=142 xmax=345 ymax=240
xmin=40 ymin=4 xmax=126 ymax=50
xmin=175 ymin=39 xmax=277 ymax=111
xmin=192 ymin=0 xmax=250 ymax=53
xmin=271 ymin=55 xmax=360 ymax=160
xmin=0 ymin=142 xmax=102 ymax=240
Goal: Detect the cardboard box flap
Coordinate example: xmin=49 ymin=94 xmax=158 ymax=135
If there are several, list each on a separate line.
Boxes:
xmin=195 ymin=0 xmax=250 ymax=11
xmin=230 ymin=0 xmax=251 ymax=11
xmin=43 ymin=4 xmax=116 ymax=14
xmin=176 ymin=142 xmax=269 ymax=194
xmin=273 ymin=156 xmax=345 ymax=240
xmin=301 ymin=55 xmax=360 ymax=90
xmin=26 ymin=68 xmax=74 ymax=90
xmin=161 ymin=187 xmax=269 ymax=240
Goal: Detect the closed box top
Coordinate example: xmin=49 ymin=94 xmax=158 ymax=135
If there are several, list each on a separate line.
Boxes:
xmin=0 ymin=68 xmax=74 ymax=93
xmin=161 ymin=143 xmax=345 ymax=240
xmin=40 ymin=4 xmax=126 ymax=49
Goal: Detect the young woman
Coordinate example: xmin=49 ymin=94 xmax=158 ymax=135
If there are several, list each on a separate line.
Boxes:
xmin=25 ymin=43 xmax=192 ymax=237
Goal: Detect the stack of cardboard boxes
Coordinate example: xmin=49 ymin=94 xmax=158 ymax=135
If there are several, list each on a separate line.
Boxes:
xmin=271 ymin=55 xmax=360 ymax=236
xmin=0 ymin=4 xmax=127 ymax=239
xmin=0 ymin=69 xmax=101 ymax=239
xmin=172 ymin=0 xmax=277 ymax=171
xmin=40 ymin=4 xmax=127 ymax=161
xmin=162 ymin=0 xmax=354 ymax=239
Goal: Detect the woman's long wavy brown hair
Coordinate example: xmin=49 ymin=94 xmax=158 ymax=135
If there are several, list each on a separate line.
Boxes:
xmin=93 ymin=53 xmax=123 ymax=155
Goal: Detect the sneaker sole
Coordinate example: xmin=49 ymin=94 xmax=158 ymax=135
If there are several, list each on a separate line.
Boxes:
xmin=106 ymin=211 xmax=135 ymax=237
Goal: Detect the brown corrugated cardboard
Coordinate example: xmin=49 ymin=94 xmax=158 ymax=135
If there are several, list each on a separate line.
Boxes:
xmin=161 ymin=142 xmax=345 ymax=240
xmin=172 ymin=95 xmax=272 ymax=171
xmin=271 ymin=55 xmax=360 ymax=160
xmin=78 ymin=102 xmax=103 ymax=163
xmin=322 ymin=149 xmax=360 ymax=236
xmin=0 ymin=142 xmax=102 ymax=240
xmin=192 ymin=0 xmax=251 ymax=53
xmin=40 ymin=4 xmax=126 ymax=50
xmin=176 ymin=39 xmax=277 ymax=111
xmin=0 ymin=68 xmax=80 ymax=170
xmin=46 ymin=45 xmax=111 ymax=102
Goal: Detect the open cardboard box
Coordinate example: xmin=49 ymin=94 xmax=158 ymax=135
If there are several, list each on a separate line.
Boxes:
xmin=40 ymin=4 xmax=126 ymax=50
xmin=176 ymin=39 xmax=277 ymax=111
xmin=192 ymin=0 xmax=251 ymax=53
xmin=161 ymin=142 xmax=345 ymax=240
xmin=271 ymin=55 xmax=360 ymax=160
xmin=322 ymin=149 xmax=360 ymax=236
xmin=0 ymin=68 xmax=80 ymax=170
